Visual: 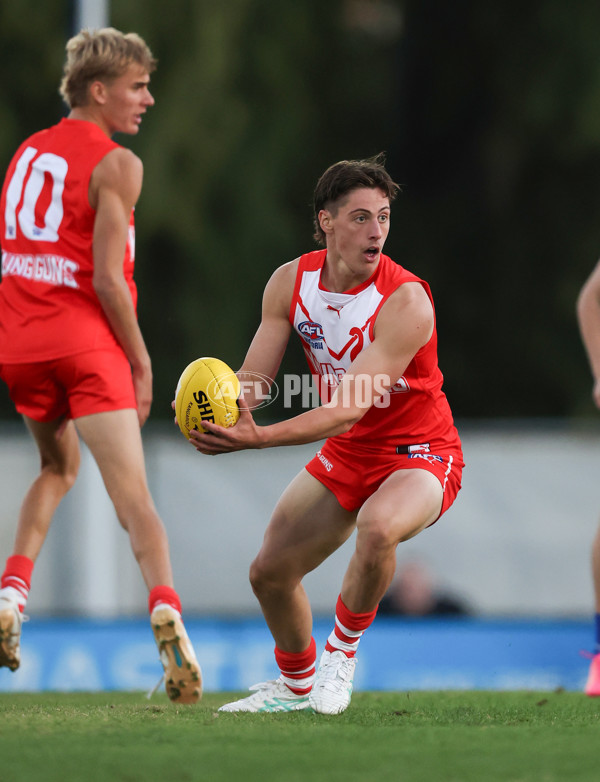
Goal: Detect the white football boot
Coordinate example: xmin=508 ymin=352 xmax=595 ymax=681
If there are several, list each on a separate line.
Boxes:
xmin=219 ymin=677 xmax=312 ymax=713
xmin=308 ymin=650 xmax=356 ymax=714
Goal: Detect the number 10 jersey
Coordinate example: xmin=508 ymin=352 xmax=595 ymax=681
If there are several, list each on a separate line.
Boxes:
xmin=0 ymin=118 xmax=136 ymax=362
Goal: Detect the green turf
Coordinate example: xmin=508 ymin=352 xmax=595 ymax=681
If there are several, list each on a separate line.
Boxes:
xmin=0 ymin=690 xmax=598 ymax=782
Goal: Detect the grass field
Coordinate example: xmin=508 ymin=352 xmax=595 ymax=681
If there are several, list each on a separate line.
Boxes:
xmin=0 ymin=690 xmax=598 ymax=782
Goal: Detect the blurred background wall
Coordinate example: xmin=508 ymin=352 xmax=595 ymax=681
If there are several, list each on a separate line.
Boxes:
xmin=1 ymin=419 xmax=598 ymax=618
xmin=1 ymin=0 xmax=600 ymax=619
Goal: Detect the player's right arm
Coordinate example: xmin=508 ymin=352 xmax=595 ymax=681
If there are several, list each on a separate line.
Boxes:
xmin=235 ymin=260 xmax=296 ymax=409
xmin=191 ymin=276 xmax=433 ymax=454
xmin=89 ymin=147 xmax=153 ymax=426
xmin=577 ymin=259 xmax=600 ymax=409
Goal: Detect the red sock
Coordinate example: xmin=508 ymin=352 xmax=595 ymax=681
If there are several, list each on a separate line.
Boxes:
xmin=1 ymin=555 xmax=34 ymax=612
xmin=148 ymin=585 xmax=182 ymax=615
xmin=275 ymin=637 xmax=317 ymax=695
xmin=325 ymin=594 xmax=378 ymax=658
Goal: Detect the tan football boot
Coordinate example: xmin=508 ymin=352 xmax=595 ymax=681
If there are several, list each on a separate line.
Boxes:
xmin=151 ymin=605 xmax=202 ymax=704
xmin=0 ymin=597 xmax=23 ymax=671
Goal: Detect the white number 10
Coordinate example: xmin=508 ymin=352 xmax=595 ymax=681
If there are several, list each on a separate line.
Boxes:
xmin=4 ymin=146 xmax=68 ymax=243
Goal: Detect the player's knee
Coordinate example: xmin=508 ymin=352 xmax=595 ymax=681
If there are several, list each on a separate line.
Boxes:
xmin=356 ymin=516 xmax=397 ymax=562
xmin=249 ymin=558 xmax=270 ymax=596
xmin=249 ymin=556 xmax=289 ymax=598
xmin=42 ymin=456 xmax=79 ymax=494
xmin=62 ymin=464 xmax=79 ymax=493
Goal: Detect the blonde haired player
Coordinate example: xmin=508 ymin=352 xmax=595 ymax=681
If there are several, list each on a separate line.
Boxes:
xmin=190 ymin=154 xmax=464 ymax=714
xmin=0 ymin=28 xmax=201 ymax=703
xmin=577 ymin=260 xmax=600 ymax=696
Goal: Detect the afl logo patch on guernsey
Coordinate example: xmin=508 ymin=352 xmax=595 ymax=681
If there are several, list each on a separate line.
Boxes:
xmin=298 ymin=320 xmax=324 ymax=345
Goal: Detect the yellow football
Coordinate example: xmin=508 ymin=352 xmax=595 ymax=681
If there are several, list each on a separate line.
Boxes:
xmin=174 ymin=357 xmax=240 ymax=439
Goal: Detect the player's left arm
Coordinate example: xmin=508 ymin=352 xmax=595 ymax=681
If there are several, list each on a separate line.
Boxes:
xmin=91 ymin=148 xmax=153 ymax=426
xmin=193 ymin=282 xmax=433 ymax=452
xmin=577 ymin=259 xmax=600 ymax=409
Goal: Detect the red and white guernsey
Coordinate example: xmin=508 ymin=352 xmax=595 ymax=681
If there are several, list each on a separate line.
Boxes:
xmin=289 ymin=249 xmax=462 ymax=454
xmin=0 ymin=118 xmax=136 ymax=362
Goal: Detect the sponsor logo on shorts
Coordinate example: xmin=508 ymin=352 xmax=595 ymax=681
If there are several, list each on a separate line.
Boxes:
xmin=396 ymin=443 xmax=430 ymax=454
xmin=408 ymin=453 xmax=444 ymax=464
xmin=316 ymin=449 xmax=333 ymax=472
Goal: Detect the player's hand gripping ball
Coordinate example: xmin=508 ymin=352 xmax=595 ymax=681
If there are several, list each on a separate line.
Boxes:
xmin=174 ymin=357 xmax=240 ymax=439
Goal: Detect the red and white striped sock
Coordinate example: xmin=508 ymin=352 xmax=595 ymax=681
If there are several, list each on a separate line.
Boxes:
xmin=275 ymin=637 xmax=317 ymax=695
xmin=0 ymin=555 xmax=34 ymax=612
xmin=325 ymin=594 xmax=378 ymax=658
xmin=148 ymin=585 xmax=182 ymax=616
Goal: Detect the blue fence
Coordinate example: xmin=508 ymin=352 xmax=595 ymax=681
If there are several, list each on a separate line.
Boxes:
xmin=0 ymin=616 xmax=592 ymax=694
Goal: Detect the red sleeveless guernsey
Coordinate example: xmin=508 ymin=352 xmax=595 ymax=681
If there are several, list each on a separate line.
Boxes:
xmin=289 ymin=250 xmax=462 ymax=454
xmin=0 ymin=118 xmax=136 ymax=362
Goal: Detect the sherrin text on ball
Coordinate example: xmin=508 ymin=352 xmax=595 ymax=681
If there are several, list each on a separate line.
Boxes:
xmin=175 ymin=357 xmax=240 ymax=439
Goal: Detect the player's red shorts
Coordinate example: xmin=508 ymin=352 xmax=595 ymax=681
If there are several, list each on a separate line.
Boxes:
xmin=0 ymin=348 xmax=136 ymax=422
xmin=305 ymin=436 xmax=463 ymax=520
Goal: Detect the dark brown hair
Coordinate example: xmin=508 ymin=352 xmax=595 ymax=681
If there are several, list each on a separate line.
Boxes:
xmin=312 ymin=152 xmax=400 ymax=245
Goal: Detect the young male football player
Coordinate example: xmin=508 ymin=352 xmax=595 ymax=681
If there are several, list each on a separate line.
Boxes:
xmin=0 ymin=27 xmax=201 ymax=703
xmin=189 ymin=154 xmax=463 ymax=714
